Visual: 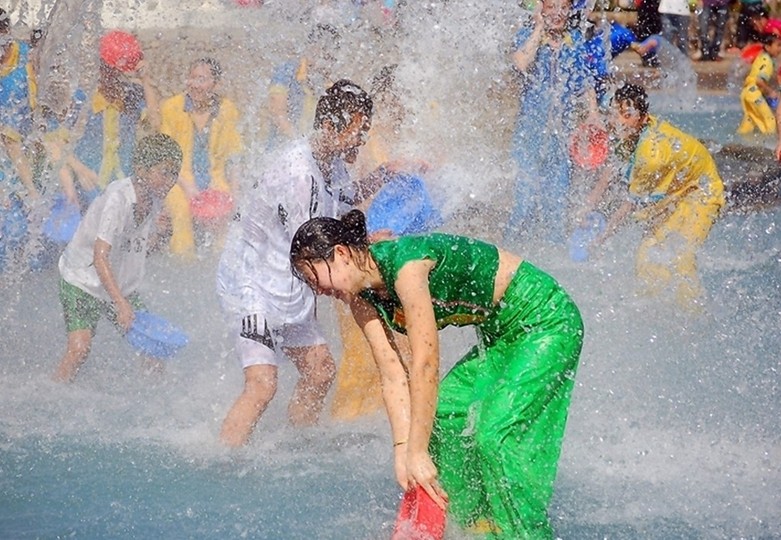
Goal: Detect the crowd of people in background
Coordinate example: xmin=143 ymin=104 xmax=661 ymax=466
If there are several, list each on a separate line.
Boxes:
xmin=1 ymin=0 xmax=781 ymax=538
xmin=631 ymin=0 xmax=777 ymax=60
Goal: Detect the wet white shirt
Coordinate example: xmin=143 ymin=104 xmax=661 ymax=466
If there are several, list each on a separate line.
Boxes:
xmin=59 ymin=178 xmax=157 ymax=302
xmin=216 ymin=138 xmax=353 ymax=327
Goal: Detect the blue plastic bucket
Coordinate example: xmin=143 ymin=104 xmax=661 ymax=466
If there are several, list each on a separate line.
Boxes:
xmin=568 ymin=212 xmax=606 ymax=263
xmin=43 ymin=194 xmax=81 ymax=244
xmin=366 ymin=174 xmax=442 ymax=236
xmin=126 ymin=311 xmax=189 ymax=359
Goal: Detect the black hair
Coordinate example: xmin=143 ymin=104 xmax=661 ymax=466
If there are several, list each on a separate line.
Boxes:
xmin=613 ymin=83 xmax=650 ymax=117
xmin=307 ymin=23 xmax=340 ymax=49
xmin=749 ymin=4 xmax=770 ymax=19
xmin=290 ymin=210 xmax=369 ymax=283
xmin=191 ymin=57 xmax=222 ymax=82
xmin=133 ymin=133 xmax=183 ymax=172
xmin=760 ymin=31 xmax=781 ymax=46
xmin=313 ymin=79 xmax=373 ymax=131
xmin=0 ymin=9 xmax=9 ymax=34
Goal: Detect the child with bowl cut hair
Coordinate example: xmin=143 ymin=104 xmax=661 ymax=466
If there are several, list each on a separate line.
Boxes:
xmin=54 ymin=134 xmax=183 ymax=382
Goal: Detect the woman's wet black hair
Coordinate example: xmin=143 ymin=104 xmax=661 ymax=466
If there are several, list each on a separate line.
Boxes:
xmin=313 ymin=79 xmax=373 ymax=131
xmin=613 ymin=83 xmax=650 ymax=117
xmin=290 ymin=210 xmax=369 ymax=283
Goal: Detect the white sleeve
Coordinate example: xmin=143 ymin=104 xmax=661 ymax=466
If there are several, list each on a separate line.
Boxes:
xmin=95 ymin=191 xmax=131 ymax=247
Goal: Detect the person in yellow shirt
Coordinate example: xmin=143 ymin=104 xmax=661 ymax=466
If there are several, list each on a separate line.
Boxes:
xmin=738 ymin=32 xmax=781 ymax=135
xmin=592 ymin=84 xmax=725 ymax=308
xmin=73 ymin=32 xmax=160 ymax=194
xmin=160 ymin=57 xmax=243 ymax=257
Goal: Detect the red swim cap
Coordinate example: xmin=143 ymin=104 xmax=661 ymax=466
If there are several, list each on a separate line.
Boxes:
xmin=99 ymin=30 xmax=143 ymax=72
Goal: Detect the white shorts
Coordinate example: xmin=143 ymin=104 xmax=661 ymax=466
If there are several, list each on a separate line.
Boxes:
xmin=235 ymin=312 xmax=327 ymax=369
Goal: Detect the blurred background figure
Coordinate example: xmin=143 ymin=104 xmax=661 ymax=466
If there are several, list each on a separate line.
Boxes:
xmin=160 ymin=57 xmax=243 ymax=258
xmin=697 ymin=0 xmax=730 ymax=61
xmin=636 ymin=0 xmax=663 ymax=41
xmin=73 ymin=30 xmax=160 ymax=192
xmin=658 ymin=0 xmax=693 ymax=56
xmin=737 ymin=32 xmax=781 ymax=135
xmin=735 ymin=0 xmax=767 ymax=48
xmin=264 ymin=23 xmax=340 ymax=150
xmin=0 ymin=8 xmax=37 ymax=274
xmin=0 ymin=8 xmax=37 ymax=202
xmin=506 ymin=0 xmax=601 ymax=244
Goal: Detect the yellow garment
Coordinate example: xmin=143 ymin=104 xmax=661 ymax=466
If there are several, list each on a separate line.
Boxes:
xmin=0 ymin=42 xmax=20 ymax=78
xmin=160 ymin=93 xmax=243 ymax=256
xmin=738 ymin=51 xmax=777 ymax=135
xmin=629 ymin=116 xmax=725 ymax=307
xmin=330 ymin=303 xmax=384 ymax=420
xmin=92 ymin=92 xmax=123 ymax=187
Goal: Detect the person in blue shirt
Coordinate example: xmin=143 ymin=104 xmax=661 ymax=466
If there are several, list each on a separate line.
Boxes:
xmin=506 ymin=0 xmax=601 ymax=244
xmin=585 ymin=20 xmax=661 ymax=66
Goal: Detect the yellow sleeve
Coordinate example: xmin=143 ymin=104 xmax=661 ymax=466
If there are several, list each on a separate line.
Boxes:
xmin=214 ymin=99 xmax=243 ymax=157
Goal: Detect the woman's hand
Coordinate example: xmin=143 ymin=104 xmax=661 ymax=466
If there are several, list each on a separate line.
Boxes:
xmin=405 ymin=449 xmax=449 ymax=510
xmin=394 ymin=443 xmax=410 ymax=490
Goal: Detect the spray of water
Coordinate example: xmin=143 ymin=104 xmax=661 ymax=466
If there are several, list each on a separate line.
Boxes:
xmin=1 ymin=1 xmax=779 ymax=538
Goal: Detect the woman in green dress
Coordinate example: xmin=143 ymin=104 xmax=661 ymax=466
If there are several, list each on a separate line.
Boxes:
xmin=290 ymin=210 xmax=583 ymax=539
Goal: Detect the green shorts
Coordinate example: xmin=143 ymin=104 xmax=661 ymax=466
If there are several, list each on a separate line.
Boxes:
xmin=59 ymin=279 xmax=145 ymax=333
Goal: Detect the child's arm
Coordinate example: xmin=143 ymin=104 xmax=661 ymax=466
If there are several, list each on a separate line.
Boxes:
xmin=775 ymin=105 xmax=781 ymax=159
xmin=756 ymin=77 xmax=779 ymax=100
xmin=593 ymin=199 xmax=634 ymax=249
xmin=576 ymin=165 xmax=615 ymax=225
xmin=93 ymin=239 xmax=135 ymax=331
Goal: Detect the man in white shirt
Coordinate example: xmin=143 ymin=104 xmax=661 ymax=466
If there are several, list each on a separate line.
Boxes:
xmin=54 ymin=134 xmax=183 ymax=382
xmin=217 ymin=80 xmax=373 ymax=447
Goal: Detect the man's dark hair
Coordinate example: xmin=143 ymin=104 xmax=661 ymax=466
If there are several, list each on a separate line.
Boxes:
xmin=313 ymin=79 xmax=373 ymax=131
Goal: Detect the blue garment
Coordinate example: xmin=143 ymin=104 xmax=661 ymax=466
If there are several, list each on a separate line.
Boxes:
xmin=74 ymin=83 xmax=145 ymax=182
xmin=609 ymin=22 xmax=638 ymax=56
xmin=0 ymin=41 xmax=34 ymax=138
xmin=266 ymin=60 xmax=307 ymax=151
xmin=184 ymin=94 xmax=215 ymax=191
xmin=507 ymin=24 xmax=599 ymax=243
